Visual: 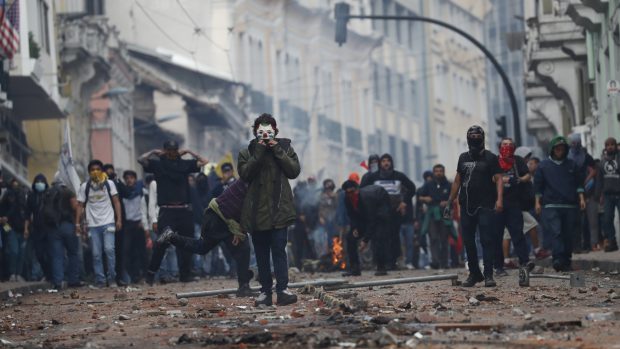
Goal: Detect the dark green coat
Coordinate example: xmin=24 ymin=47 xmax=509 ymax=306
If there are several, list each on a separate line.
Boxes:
xmin=238 ymin=138 xmax=301 ymax=232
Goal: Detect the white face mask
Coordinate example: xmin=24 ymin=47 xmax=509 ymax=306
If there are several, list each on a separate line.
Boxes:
xmin=256 ymin=124 xmax=275 ymax=141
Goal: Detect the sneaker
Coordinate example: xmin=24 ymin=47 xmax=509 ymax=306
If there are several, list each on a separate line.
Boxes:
xmin=68 ymin=281 xmax=86 ymax=288
xmin=157 ymin=227 xmax=177 ymax=245
xmin=495 ymin=268 xmax=508 ymax=277
xmin=374 ymin=270 xmax=388 ymax=276
xmin=484 ymin=275 xmax=497 ymax=287
xmin=604 ymin=241 xmax=619 ymax=252
xmin=276 ymin=289 xmax=298 ymax=306
xmin=462 ymin=273 xmax=484 ymax=287
xmin=145 ymin=271 xmax=155 ymax=286
xmin=504 ymin=260 xmax=518 ymax=269
xmin=524 ymin=261 xmax=536 ymax=273
xmin=342 ymin=271 xmax=361 ymax=277
xmin=405 ymin=263 xmax=414 ymax=270
xmin=236 ymin=284 xmax=258 ymax=298
xmin=254 ymin=292 xmax=273 ymax=307
xmin=535 ymin=249 xmax=551 ymax=260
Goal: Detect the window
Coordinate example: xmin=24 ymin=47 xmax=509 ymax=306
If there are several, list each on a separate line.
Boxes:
xmin=541 ymin=0 xmax=553 ymax=15
xmin=389 ymin=135 xmax=397 ymax=157
xmin=414 ymin=146 xmax=422 ymax=181
xmin=401 ymin=140 xmax=411 ymax=177
xmin=382 ymin=0 xmax=390 ymax=34
xmin=385 ymin=67 xmax=392 ymax=106
xmin=395 ymin=4 xmax=403 ymax=44
xmin=373 ymin=63 xmax=380 ymax=101
xmin=37 ymin=0 xmax=50 ymax=54
xmin=397 ymin=74 xmax=405 ymax=110
xmin=86 ymin=0 xmax=105 ymax=15
xmin=409 ymin=80 xmax=417 ymax=115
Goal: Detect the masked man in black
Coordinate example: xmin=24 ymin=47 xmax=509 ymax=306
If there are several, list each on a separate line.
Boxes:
xmin=446 ymin=126 xmax=503 ymax=287
xmin=360 ymin=154 xmax=416 ymax=270
xmin=139 ymin=140 xmax=208 ymax=285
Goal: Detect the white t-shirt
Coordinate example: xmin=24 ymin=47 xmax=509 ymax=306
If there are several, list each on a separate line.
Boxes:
xmin=77 ymin=180 xmax=118 ymax=228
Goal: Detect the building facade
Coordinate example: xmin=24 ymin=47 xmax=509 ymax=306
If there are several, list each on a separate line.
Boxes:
xmin=1 ymin=0 xmax=65 ymax=184
xmin=423 ymin=0 xmax=491 ymax=174
xmin=484 ymin=0 xmax=530 ymax=148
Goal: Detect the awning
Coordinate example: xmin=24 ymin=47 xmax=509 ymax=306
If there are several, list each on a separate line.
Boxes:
xmin=10 ymin=76 xmax=66 ymax=120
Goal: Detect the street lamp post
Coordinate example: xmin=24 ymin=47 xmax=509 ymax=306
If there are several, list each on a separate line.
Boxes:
xmin=334 ymin=2 xmax=522 ymax=145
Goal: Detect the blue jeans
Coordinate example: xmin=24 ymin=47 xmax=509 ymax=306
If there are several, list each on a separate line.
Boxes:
xmin=50 ymin=222 xmax=80 ymax=286
xmin=461 ymin=207 xmax=495 ymax=277
xmin=603 ymin=194 xmax=620 ymax=244
xmin=541 ymin=207 xmax=577 ymax=268
xmin=5 ymin=230 xmax=25 ymax=276
xmin=400 ymin=223 xmax=415 ymax=266
xmin=89 ymin=223 xmax=116 ymax=285
xmin=251 ymin=228 xmax=289 ymax=294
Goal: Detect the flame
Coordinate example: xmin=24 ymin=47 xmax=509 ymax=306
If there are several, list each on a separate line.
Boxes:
xmin=332 ymin=237 xmax=346 ymax=270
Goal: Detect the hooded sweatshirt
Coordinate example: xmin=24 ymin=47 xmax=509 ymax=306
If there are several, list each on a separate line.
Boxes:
xmin=26 ymin=174 xmax=49 ymax=230
xmin=595 ymin=150 xmax=620 ymax=196
xmin=534 ymin=136 xmax=584 ymax=207
xmin=360 ymin=154 xmax=416 ymax=219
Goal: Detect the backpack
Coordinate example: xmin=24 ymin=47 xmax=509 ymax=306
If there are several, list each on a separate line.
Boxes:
xmin=84 ymin=180 xmax=114 ymax=210
xmin=41 ymin=187 xmax=63 ymax=227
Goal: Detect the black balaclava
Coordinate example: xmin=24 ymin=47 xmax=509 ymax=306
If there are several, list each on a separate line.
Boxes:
xmin=368 ymin=154 xmax=380 ymax=173
xmin=379 ymin=153 xmax=394 ymax=179
xmin=466 ymin=125 xmax=485 ymax=157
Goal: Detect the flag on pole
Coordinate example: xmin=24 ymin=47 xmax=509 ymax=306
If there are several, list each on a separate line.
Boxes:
xmin=0 ymin=0 xmax=19 ymax=59
xmin=57 ymin=120 xmax=81 ymax=193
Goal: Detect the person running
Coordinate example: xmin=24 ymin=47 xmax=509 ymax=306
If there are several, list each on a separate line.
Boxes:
xmin=139 ymin=141 xmax=208 ymax=285
xmin=446 ymin=126 xmax=503 ymax=287
xmin=157 ymin=179 xmax=256 ymax=297
xmin=238 ymin=114 xmax=300 ymax=307
xmin=535 ymin=136 xmax=586 ymax=272
xmin=341 ymin=180 xmax=392 ymax=276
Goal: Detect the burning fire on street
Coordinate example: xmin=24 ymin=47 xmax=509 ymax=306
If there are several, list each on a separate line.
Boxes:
xmin=332 ymin=236 xmax=346 ymax=270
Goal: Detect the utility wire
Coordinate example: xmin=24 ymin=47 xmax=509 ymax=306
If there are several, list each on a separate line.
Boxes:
xmin=135 ymin=0 xmax=195 ymax=55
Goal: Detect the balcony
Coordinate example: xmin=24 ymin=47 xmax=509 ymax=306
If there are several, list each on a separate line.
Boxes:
xmin=10 ymin=56 xmax=65 ymax=120
xmin=0 ymin=115 xmax=30 ymax=182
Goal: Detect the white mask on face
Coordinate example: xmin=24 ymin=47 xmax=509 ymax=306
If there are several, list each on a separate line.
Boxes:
xmin=256 ymin=124 xmax=275 ymax=141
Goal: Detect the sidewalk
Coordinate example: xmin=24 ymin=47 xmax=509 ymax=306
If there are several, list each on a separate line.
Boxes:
xmin=0 ymin=281 xmax=50 ymax=301
xmin=539 ymin=250 xmax=620 ymax=272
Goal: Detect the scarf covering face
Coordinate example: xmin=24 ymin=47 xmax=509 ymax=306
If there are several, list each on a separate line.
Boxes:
xmin=89 ymin=170 xmax=108 ymax=185
xmin=498 ymin=143 xmax=516 ymax=172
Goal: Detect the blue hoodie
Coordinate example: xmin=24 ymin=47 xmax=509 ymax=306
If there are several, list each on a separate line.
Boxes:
xmin=534 ymin=136 xmax=584 ymax=207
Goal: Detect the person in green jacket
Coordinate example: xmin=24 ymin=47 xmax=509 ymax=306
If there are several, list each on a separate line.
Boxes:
xmin=238 ymin=113 xmax=301 ymax=307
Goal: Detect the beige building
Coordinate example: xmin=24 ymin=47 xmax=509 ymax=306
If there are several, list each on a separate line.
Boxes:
xmin=423 ymin=0 xmax=491 ymax=174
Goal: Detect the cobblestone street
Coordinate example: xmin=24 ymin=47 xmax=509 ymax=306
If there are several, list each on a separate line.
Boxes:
xmin=1 ymin=267 xmax=619 ymax=348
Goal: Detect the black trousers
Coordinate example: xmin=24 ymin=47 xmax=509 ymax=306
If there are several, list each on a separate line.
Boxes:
xmin=346 ymin=222 xmax=390 ymax=272
xmin=171 ymin=210 xmax=251 ymax=286
xmin=345 ymin=229 xmax=361 ymax=273
xmin=148 ymin=208 xmax=194 ymax=281
xmin=122 ymin=220 xmax=147 ymax=283
xmin=461 ymin=207 xmax=495 ymax=277
xmin=387 ymin=212 xmax=402 ymax=267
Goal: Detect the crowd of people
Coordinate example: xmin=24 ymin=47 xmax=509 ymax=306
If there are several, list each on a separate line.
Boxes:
xmin=0 ymin=114 xmax=619 ymax=305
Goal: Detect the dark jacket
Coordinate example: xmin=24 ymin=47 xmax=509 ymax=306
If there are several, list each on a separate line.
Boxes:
xmin=238 ymin=138 xmax=301 ymax=232
xmin=26 ymin=174 xmax=49 ymax=231
xmin=0 ymin=186 xmax=28 ymax=232
xmin=360 ymin=154 xmax=416 ymax=215
xmin=595 ymin=152 xmax=620 ymax=197
xmin=344 ymin=185 xmax=391 ymax=242
xmin=534 ymin=136 xmax=584 ymax=207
